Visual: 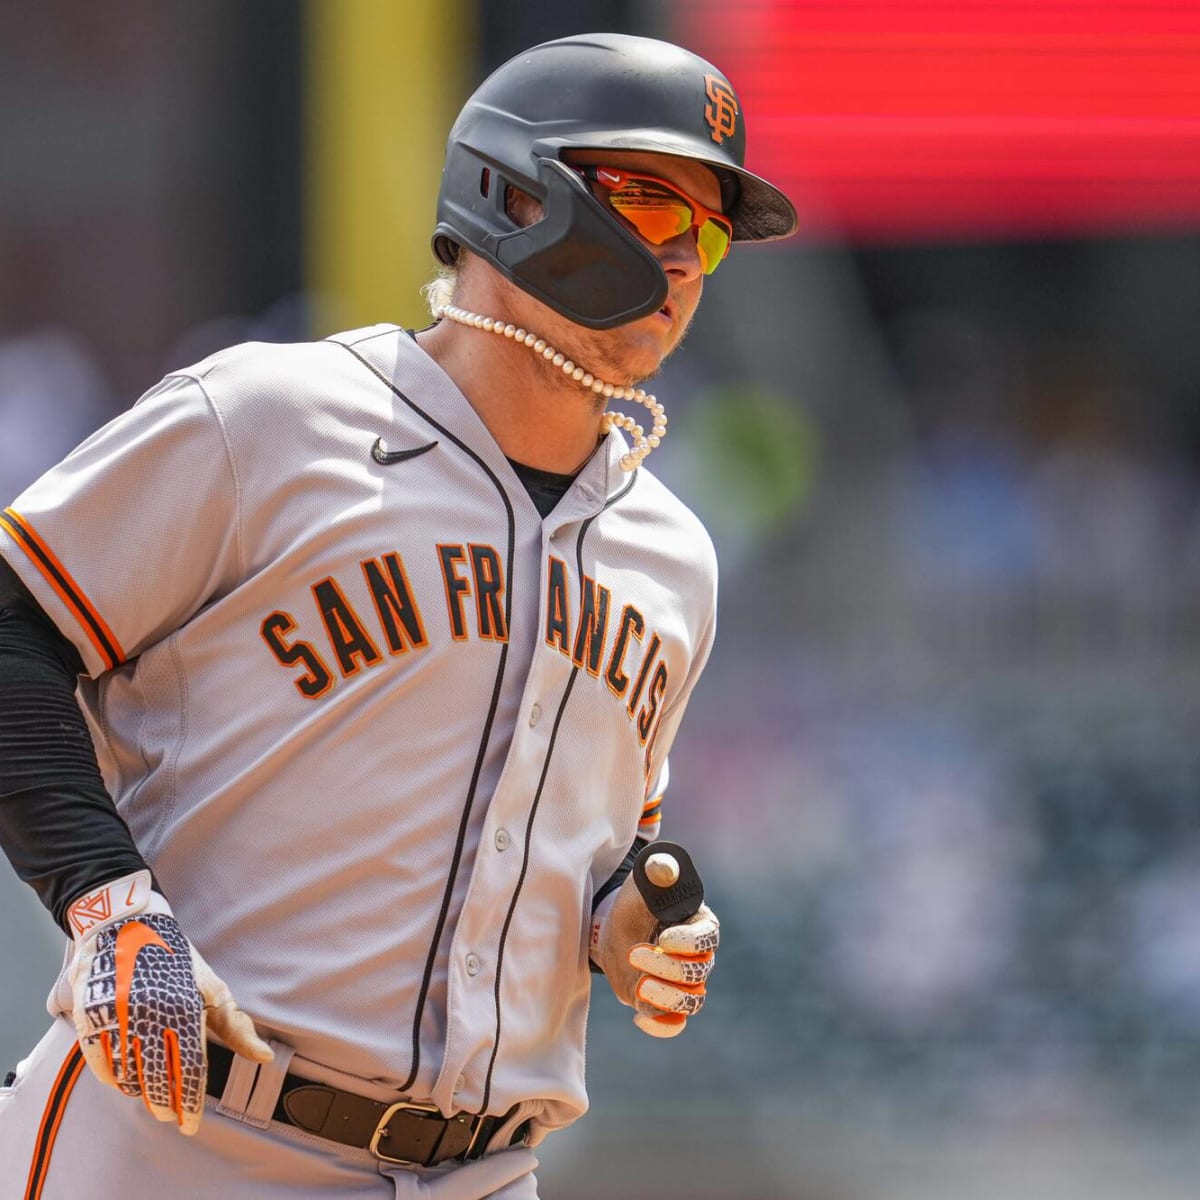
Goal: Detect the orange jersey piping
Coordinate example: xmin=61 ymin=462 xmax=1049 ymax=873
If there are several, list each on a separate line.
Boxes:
xmin=23 ymin=1044 xmax=85 ymax=1200
xmin=1 ymin=508 xmax=125 ymax=671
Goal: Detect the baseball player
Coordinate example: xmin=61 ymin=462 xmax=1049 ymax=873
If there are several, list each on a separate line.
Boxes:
xmin=0 ymin=32 xmax=795 ymax=1200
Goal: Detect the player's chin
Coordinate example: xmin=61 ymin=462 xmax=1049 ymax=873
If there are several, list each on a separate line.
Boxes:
xmin=612 ymin=320 xmax=685 ymax=381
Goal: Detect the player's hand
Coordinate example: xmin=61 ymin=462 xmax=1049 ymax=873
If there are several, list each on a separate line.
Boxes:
xmin=65 ymin=870 xmax=273 ymax=1135
xmin=591 ymin=870 xmax=720 ymax=1038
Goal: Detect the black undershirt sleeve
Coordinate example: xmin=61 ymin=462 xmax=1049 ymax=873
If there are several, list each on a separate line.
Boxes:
xmin=0 ymin=555 xmax=153 ymax=932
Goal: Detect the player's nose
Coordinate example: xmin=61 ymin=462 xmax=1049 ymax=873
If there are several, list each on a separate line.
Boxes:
xmin=654 ymin=229 xmax=704 ymax=283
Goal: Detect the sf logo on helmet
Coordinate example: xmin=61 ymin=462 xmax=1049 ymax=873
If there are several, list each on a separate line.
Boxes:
xmin=704 ymin=75 xmax=738 ymax=145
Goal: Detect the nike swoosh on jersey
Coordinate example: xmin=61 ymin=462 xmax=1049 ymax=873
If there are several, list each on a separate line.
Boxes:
xmin=114 ymin=920 xmax=172 ymax=1065
xmin=371 ymin=437 xmax=439 ymax=465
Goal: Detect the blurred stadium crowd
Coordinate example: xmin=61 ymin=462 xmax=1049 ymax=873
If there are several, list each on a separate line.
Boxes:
xmin=613 ymin=235 xmax=1200 ymax=1140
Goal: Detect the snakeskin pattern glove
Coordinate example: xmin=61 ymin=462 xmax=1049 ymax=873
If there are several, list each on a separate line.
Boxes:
xmin=591 ymin=868 xmax=720 ymax=1039
xmin=64 ymin=870 xmax=273 ymax=1135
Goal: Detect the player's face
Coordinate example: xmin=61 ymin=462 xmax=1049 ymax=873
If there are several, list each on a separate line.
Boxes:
xmin=566 ymin=148 xmax=723 ymax=375
xmin=477 ymin=150 xmax=723 ymax=386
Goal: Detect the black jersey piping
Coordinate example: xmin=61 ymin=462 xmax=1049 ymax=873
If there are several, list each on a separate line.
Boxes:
xmin=337 ymin=338 xmax=517 ymax=1093
xmin=479 ymin=467 xmax=639 ymax=1114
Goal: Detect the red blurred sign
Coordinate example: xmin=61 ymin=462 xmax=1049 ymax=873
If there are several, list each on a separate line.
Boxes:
xmin=680 ymin=1 xmax=1200 ymax=241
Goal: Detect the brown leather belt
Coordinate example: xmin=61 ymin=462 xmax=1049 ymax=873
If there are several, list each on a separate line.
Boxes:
xmin=206 ymin=1042 xmax=526 ymax=1167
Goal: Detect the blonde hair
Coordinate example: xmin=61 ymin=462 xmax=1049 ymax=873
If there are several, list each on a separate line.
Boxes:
xmin=421 ymin=262 xmax=460 ymax=319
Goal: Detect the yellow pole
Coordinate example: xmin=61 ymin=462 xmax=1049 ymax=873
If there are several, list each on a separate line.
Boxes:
xmin=305 ymin=0 xmax=473 ymax=334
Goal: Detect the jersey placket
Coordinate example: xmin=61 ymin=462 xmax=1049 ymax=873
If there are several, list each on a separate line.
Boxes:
xmin=433 ymin=475 xmax=615 ymax=1116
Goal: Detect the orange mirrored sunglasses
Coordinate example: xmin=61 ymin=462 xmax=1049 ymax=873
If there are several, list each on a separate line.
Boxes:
xmin=576 ymin=165 xmax=733 ymax=275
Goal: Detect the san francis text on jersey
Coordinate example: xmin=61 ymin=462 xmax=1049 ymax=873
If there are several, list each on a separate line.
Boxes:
xmin=258 ymin=547 xmax=671 ymax=773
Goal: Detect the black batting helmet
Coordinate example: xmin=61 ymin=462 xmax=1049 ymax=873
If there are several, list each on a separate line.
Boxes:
xmin=431 ymin=33 xmax=798 ymax=329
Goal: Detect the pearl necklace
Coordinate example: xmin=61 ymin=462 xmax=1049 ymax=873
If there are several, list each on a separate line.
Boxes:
xmin=437 ymin=304 xmax=667 ymax=471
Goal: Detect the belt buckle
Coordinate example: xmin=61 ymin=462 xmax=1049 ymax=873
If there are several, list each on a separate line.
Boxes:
xmin=369 ymin=1100 xmax=444 ymax=1166
xmin=369 ymin=1101 xmax=488 ymax=1166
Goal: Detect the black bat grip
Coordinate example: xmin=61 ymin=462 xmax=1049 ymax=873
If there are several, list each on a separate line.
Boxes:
xmin=631 ymin=841 xmax=704 ymax=927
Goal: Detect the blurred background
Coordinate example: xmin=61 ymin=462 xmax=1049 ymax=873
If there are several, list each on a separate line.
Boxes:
xmin=4 ymin=2 xmax=1200 ymax=1197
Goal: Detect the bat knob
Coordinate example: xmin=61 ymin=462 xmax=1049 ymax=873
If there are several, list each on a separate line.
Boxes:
xmin=643 ymin=853 xmax=680 ymax=888
xmin=632 ymin=841 xmax=704 ymax=926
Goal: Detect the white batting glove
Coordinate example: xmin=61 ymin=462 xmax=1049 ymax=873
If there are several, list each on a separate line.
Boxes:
xmin=64 ymin=870 xmax=273 ymax=1135
xmin=591 ymin=869 xmax=720 ymax=1038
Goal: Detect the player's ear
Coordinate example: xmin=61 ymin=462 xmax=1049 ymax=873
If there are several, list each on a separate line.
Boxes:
xmin=505 ymin=184 xmax=544 ymax=229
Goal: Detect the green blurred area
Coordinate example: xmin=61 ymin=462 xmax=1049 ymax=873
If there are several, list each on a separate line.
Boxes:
xmin=676 ymin=383 xmax=820 ymax=541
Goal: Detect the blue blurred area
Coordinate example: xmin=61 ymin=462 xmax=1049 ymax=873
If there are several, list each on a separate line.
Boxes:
xmin=4 ymin=5 xmax=1200 ymax=1198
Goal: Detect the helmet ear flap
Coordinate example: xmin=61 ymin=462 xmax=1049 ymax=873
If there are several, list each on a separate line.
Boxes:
xmin=434 ymin=158 xmax=668 ymax=331
xmin=433 ymin=155 xmax=517 ymax=267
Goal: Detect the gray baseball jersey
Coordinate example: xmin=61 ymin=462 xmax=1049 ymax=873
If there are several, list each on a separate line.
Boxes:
xmin=0 ymin=325 xmax=717 ymax=1141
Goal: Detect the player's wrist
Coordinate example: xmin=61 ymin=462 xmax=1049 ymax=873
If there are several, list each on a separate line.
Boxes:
xmin=65 ymin=868 xmax=173 ymax=942
xmin=588 ymin=889 xmax=620 ymax=969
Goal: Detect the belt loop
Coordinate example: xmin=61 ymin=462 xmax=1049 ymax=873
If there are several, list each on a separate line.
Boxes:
xmin=216 ymin=1040 xmax=294 ymax=1130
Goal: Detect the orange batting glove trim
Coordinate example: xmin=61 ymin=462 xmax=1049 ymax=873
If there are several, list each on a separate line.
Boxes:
xmin=647 ymin=1013 xmax=687 ymax=1028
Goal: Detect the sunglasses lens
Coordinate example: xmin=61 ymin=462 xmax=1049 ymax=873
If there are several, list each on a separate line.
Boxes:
xmin=602 ymin=176 xmax=733 ymax=276
xmin=608 ymin=190 xmax=693 ymax=246
xmin=696 ymin=219 xmax=731 ymax=275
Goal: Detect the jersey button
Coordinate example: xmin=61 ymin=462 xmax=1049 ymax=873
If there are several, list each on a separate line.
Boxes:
xmin=465 ymin=953 xmax=481 ymax=977
xmin=529 ymin=703 xmax=542 ymax=727
xmin=454 ymin=1075 xmax=466 ymax=1094
xmin=494 ymin=828 xmax=511 ymax=852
